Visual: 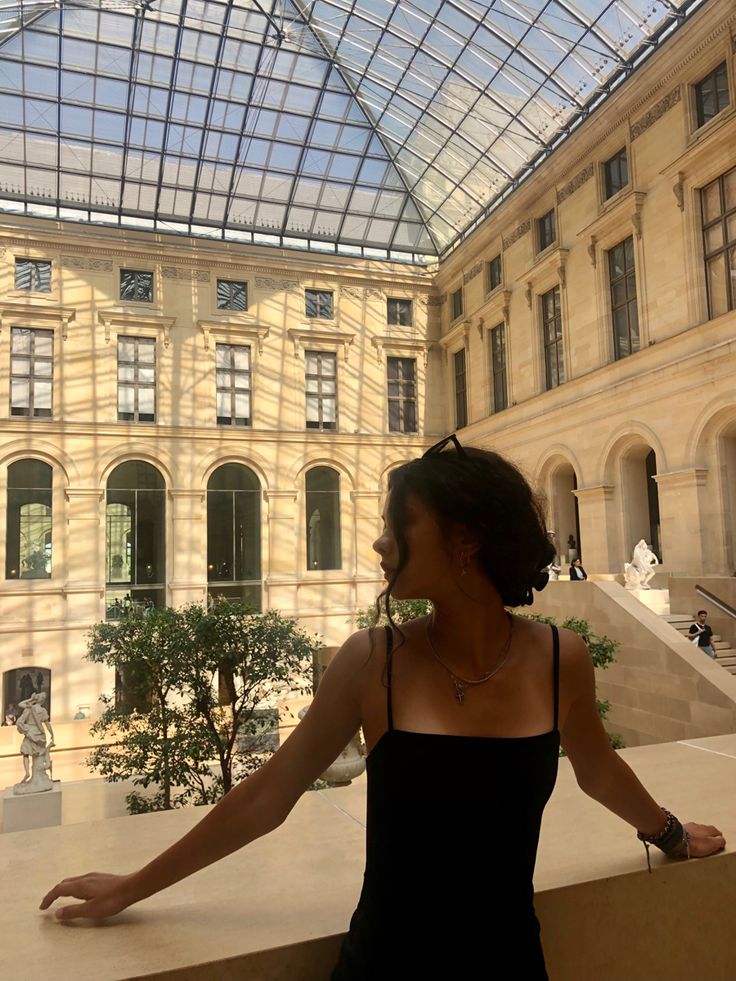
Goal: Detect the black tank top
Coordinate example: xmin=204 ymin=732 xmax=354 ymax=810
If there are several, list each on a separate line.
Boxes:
xmin=331 ymin=624 xmax=561 ymax=981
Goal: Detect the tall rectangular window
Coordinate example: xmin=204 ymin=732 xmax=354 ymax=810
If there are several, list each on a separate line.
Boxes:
xmin=451 ymin=287 xmax=463 ymax=320
xmin=216 ymin=343 xmax=251 ymax=426
xmin=608 ymin=237 xmax=640 ymax=359
xmin=387 ymin=357 xmax=417 ymax=433
xmin=537 ymin=210 xmax=556 ymax=252
xmin=387 ymin=298 xmax=412 ymax=326
xmin=454 ymin=348 xmax=468 ymax=429
xmin=603 ymin=148 xmax=628 ymax=199
xmin=118 ymin=336 xmax=156 ymax=422
xmin=15 ymin=258 xmax=51 ymax=292
xmin=305 ymin=351 xmax=337 ymax=430
xmin=120 ymin=270 xmax=153 ymax=303
xmin=217 ymin=279 xmax=248 ymax=311
xmin=486 ymin=254 xmax=502 ymax=292
xmin=701 ymin=165 xmax=736 ymax=318
xmin=10 ymin=328 xmax=53 ymax=417
xmin=305 ymin=289 xmax=334 ymax=319
xmin=490 ymin=323 xmax=508 ymax=413
xmin=694 ymin=62 xmax=729 ymax=128
xmin=541 ymin=287 xmax=564 ymax=390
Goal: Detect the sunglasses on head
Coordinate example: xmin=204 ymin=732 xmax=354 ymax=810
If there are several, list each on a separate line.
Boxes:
xmin=422 ymin=434 xmax=468 ymax=460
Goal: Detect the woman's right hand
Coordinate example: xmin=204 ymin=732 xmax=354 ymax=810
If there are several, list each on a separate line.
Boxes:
xmin=40 ymin=872 xmax=137 ymax=921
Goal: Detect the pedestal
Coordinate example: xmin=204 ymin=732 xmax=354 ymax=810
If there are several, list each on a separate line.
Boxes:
xmin=2 ymin=783 xmax=62 ymax=833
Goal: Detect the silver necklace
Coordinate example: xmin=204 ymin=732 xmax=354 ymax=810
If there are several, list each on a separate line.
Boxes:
xmin=425 ymin=614 xmax=514 ymax=705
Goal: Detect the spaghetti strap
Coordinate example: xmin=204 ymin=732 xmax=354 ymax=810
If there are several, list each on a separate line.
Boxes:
xmin=551 ymin=625 xmax=560 ymax=732
xmin=384 ymin=624 xmax=394 ymax=732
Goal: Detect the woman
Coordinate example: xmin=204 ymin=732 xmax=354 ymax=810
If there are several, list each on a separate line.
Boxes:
xmin=570 ymin=557 xmax=588 ymax=580
xmin=40 ymin=439 xmax=724 ymax=978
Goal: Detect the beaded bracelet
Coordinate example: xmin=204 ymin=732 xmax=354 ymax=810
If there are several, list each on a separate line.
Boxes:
xmin=637 ymin=808 xmax=690 ymax=873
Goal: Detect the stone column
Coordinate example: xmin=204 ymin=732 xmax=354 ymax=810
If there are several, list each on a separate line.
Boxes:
xmin=653 ymin=469 xmax=709 ymax=575
xmin=351 ymin=490 xmax=383 ymax=611
xmin=64 ymin=488 xmax=105 ymax=621
xmin=263 ymin=490 xmax=298 ymax=612
xmin=168 ymin=489 xmax=206 ymax=607
xmin=573 ymin=485 xmax=618 ymax=574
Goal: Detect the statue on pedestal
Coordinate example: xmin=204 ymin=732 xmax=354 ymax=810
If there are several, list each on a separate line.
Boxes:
xmin=546 ymin=530 xmax=561 ymax=581
xmin=13 ymin=691 xmax=56 ymax=795
xmin=624 ymin=539 xmax=659 ymax=590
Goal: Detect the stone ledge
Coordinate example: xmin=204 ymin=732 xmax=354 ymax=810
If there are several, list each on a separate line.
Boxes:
xmin=2 ymin=736 xmax=734 ymax=981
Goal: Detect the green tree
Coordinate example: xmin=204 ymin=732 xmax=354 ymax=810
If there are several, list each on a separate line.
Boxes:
xmin=86 ymin=603 xmax=319 ymax=813
xmin=354 ymin=596 xmax=432 ymax=628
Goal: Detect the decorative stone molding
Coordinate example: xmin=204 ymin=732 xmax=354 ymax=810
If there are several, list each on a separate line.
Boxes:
xmin=254 ymin=277 xmax=299 ymax=293
xmin=0 ymin=302 xmax=76 ymax=341
xmin=502 ymin=290 xmax=512 ymax=328
xmin=463 ymin=262 xmax=482 ymax=285
xmin=525 ymin=282 xmax=533 ymax=309
xmin=287 ymin=327 xmax=355 ymax=362
xmin=587 ymin=236 xmax=597 ymax=268
xmin=630 ymin=87 xmax=681 ymax=141
xmin=162 ymin=266 xmax=210 ymax=282
xmin=197 ymin=319 xmax=269 ymax=354
xmin=673 ymin=173 xmax=685 ymax=212
xmin=502 ymin=219 xmax=530 ymax=250
xmin=98 ymin=310 xmax=176 ymax=347
xmin=370 ymin=335 xmax=436 ymax=367
xmin=556 ymin=163 xmax=594 ymax=204
xmin=653 ymin=467 xmax=709 ymax=490
xmin=61 ymin=256 xmax=113 ymax=272
xmin=427 ymin=295 xmax=445 ymax=307
xmin=340 ymin=286 xmax=384 ymax=299
xmin=438 ymin=319 xmax=470 ymax=362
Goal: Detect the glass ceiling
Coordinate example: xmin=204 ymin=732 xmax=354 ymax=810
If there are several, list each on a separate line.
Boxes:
xmin=0 ymin=0 xmax=706 ymax=262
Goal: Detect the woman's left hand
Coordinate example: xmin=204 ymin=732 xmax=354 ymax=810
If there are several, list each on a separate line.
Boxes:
xmin=684 ymin=821 xmax=726 ymax=857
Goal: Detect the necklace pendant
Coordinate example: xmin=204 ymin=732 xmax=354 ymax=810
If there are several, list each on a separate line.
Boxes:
xmin=453 ymin=679 xmax=465 ymax=705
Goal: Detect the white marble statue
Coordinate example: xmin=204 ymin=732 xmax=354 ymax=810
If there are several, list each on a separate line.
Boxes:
xmin=624 ymin=539 xmax=659 ymax=590
xmin=546 ymin=530 xmax=561 ymax=581
xmin=13 ymin=691 xmax=56 ymax=795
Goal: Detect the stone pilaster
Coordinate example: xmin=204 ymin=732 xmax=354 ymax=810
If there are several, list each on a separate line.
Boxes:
xmin=168 ymin=489 xmax=206 ymax=605
xmin=573 ymin=485 xmax=618 ymax=574
xmin=653 ymin=469 xmax=709 ymax=575
xmin=64 ymin=488 xmax=104 ymax=621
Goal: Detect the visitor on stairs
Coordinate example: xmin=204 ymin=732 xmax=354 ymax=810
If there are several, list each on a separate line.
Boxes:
xmin=689 ymin=609 xmax=717 ymax=659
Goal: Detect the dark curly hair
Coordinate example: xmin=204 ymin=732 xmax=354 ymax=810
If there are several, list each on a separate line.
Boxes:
xmin=381 ymin=445 xmax=555 ymax=612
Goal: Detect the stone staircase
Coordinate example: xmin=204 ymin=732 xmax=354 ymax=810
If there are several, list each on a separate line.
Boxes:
xmin=661 ymin=612 xmax=736 ymax=675
xmin=627 ymin=587 xmax=736 ymax=674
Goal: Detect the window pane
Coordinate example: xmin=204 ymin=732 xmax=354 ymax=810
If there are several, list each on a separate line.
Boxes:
xmin=215 ymin=345 xmax=230 ymax=368
xmin=34 ymin=331 xmax=53 ymax=357
xmin=11 ymin=379 xmax=31 ymax=408
xmin=35 ymin=359 xmax=53 ymax=378
xmin=119 ymin=337 xmax=136 ymax=361
xmin=138 ymin=339 xmax=155 ymax=362
xmin=11 ymin=357 xmax=30 ymax=376
xmin=34 ymin=381 xmax=52 ymax=409
xmin=234 ymin=393 xmax=250 ymax=419
xmin=705 ymin=223 xmax=724 ymax=253
xmin=138 ymin=388 xmax=155 ymax=416
xmin=118 ymin=385 xmax=135 ymax=414
xmin=232 ymin=346 xmax=250 ymax=370
xmin=12 ymin=329 xmax=31 ymax=354
xmin=217 ymin=391 xmax=230 ymax=419
xmin=306 ymin=395 xmax=320 ymax=422
xmin=305 ymin=468 xmax=340 ymax=570
xmin=233 ymin=371 xmax=250 ymax=390
xmin=322 ymin=397 xmax=336 ymax=423
xmin=706 ymin=254 xmax=728 ymax=318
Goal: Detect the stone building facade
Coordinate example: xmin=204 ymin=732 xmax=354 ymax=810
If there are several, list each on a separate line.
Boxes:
xmin=0 ymin=0 xmax=735 ymax=724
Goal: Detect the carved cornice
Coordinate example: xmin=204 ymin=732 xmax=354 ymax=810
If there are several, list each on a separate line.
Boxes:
xmin=630 ymin=87 xmax=681 ymax=141
xmin=463 ymin=262 xmax=482 ymax=285
xmin=98 ymin=309 xmax=176 ymax=347
xmin=61 ymin=255 xmax=113 ymax=272
xmin=197 ymin=319 xmax=269 ymax=353
xmin=286 ymin=327 xmax=355 ymax=361
xmin=0 ymin=302 xmax=76 ymax=340
xmin=556 ymin=163 xmax=594 ymax=204
xmin=427 ymin=295 xmax=444 ymax=307
xmin=370 ymin=335 xmax=437 ymax=367
xmin=162 ymin=266 xmax=210 ymax=282
xmin=254 ymin=277 xmax=300 ymax=293
xmin=340 ymin=286 xmax=385 ymax=299
xmin=502 ymin=219 xmax=530 ymax=250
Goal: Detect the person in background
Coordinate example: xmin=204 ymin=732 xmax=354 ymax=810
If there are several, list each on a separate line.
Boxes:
xmin=569 ymin=558 xmax=587 ymax=581
xmin=689 ymin=610 xmax=716 ymax=659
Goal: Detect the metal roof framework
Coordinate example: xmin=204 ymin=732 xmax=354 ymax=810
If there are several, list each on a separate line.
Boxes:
xmin=0 ymin=0 xmax=706 ymax=263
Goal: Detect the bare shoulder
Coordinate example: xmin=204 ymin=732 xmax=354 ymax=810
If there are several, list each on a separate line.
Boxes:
xmin=511 ymin=616 xmax=590 ymax=669
xmin=320 ymin=626 xmax=388 ymax=692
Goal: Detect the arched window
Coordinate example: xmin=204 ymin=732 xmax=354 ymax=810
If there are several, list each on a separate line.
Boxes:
xmin=207 ymin=463 xmax=261 ymax=609
xmin=106 ymin=461 xmax=165 ymax=618
xmin=305 ymin=466 xmax=341 ymax=570
xmin=6 ymin=460 xmax=52 ymax=579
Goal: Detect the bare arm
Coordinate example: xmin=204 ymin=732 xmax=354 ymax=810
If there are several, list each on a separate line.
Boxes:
xmin=559 ymin=630 xmax=725 ymax=854
xmin=40 ymin=629 xmax=374 ymax=920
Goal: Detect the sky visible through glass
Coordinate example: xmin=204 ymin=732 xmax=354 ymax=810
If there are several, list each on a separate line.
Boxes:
xmin=0 ymin=0 xmax=706 ymax=261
